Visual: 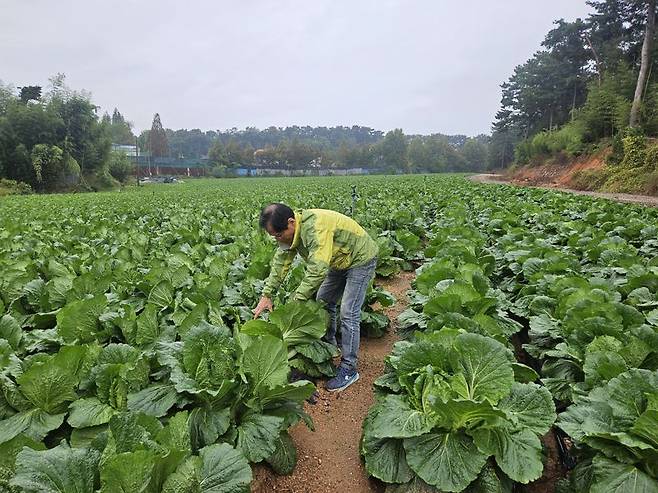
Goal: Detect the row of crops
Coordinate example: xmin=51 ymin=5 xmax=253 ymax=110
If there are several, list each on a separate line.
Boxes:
xmin=361 ymin=180 xmax=658 ymax=492
xmin=0 ymin=175 xmax=657 ymax=492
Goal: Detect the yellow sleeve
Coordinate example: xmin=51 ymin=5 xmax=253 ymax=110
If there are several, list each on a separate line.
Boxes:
xmin=262 ymin=248 xmax=296 ymax=297
xmin=294 ymin=225 xmax=333 ymax=301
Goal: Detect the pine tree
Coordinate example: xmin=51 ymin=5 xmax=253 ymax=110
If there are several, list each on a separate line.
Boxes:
xmin=148 ymin=113 xmax=169 ymax=158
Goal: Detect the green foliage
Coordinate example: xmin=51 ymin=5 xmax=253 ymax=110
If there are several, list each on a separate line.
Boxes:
xmin=514 ymin=122 xmax=586 ymax=165
xmin=569 ymin=167 xmax=612 ymax=191
xmin=647 ymin=170 xmax=658 ymax=195
xmin=2 ymin=175 xmax=658 ymax=491
xmin=103 ymin=108 xmax=135 ymax=145
xmin=619 ymin=129 xmax=647 ymax=169
xmin=602 ymin=166 xmax=651 ymax=193
xmin=557 ymin=370 xmax=658 ymax=491
xmin=210 ymin=165 xmax=230 ymax=178
xmin=0 ymin=178 xmax=32 ymax=196
xmin=598 ymin=128 xmax=654 ymax=193
xmin=30 ymin=144 xmax=64 ymax=185
xmin=82 ymin=167 xmax=121 ymax=192
xmin=107 ymin=151 xmax=133 ymax=183
xmin=461 ymin=138 xmax=488 ymax=171
xmin=0 ymin=74 xmax=109 ymax=191
xmin=376 ymin=129 xmax=409 ymax=173
xmin=576 ymin=70 xmax=635 ymax=142
xmin=208 ymin=139 xmax=253 ymax=168
xmin=493 ymin=3 xmax=658 ymax=168
xmin=362 ymin=331 xmax=555 ymax=490
xmin=19 ymin=86 xmax=41 ymax=104
xmin=148 ymin=113 xmax=169 ymax=158
xmin=645 ymin=143 xmax=658 ymax=171
xmin=407 ymin=135 xmax=467 ymax=173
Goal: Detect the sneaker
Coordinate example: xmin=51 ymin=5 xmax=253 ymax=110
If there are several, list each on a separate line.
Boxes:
xmin=325 ymin=366 xmax=359 ymax=392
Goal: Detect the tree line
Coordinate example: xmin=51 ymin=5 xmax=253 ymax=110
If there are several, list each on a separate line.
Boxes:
xmin=0 ymin=74 xmax=490 ymax=193
xmin=490 ymin=0 xmax=658 ymax=170
xmin=139 ymin=121 xmax=490 ymax=174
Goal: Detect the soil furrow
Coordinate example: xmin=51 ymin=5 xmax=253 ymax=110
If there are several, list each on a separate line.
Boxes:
xmin=252 ymin=271 xmax=415 ymax=493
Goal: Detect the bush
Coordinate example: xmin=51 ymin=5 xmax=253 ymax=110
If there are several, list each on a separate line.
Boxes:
xmin=0 ymin=178 xmax=33 ymax=196
xmin=514 ymin=140 xmax=533 ymax=165
xmin=58 ymin=153 xmax=81 ymax=190
xmin=82 ymin=168 xmax=121 ymax=192
xmin=602 ymin=166 xmax=649 ymax=193
xmin=210 ymin=166 xmax=239 ymax=178
xmin=107 ymin=151 xmax=133 ymax=182
xmin=514 ymin=121 xmax=585 ymax=165
xmin=645 ymin=170 xmax=658 ymax=195
xmin=645 ymin=144 xmax=658 ymax=171
xmin=607 ymin=132 xmax=625 ymax=165
xmin=570 ymin=167 xmax=612 ymax=191
xmin=620 ymin=129 xmax=647 ymax=169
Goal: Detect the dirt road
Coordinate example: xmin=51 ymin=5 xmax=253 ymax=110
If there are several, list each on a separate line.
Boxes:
xmin=470 ymin=173 xmax=658 ymax=207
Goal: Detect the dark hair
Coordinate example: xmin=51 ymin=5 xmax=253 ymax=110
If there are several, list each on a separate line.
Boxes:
xmin=259 ymin=203 xmax=294 ymax=232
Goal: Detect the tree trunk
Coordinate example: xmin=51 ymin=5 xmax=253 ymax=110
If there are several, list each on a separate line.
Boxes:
xmin=630 ymin=0 xmax=657 ymax=128
xmin=572 ymin=80 xmax=578 ymax=119
xmin=584 ymin=33 xmax=602 ymax=86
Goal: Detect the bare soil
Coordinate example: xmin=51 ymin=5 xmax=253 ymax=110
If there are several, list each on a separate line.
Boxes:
xmin=470 ymin=173 xmax=658 ymax=207
xmin=251 ymin=271 xmax=415 ymax=493
xmin=521 ymin=431 xmax=566 ymax=493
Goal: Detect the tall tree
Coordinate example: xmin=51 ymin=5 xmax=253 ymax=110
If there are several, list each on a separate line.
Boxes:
xmin=462 ymin=138 xmax=489 ymax=171
xmin=630 ymin=0 xmax=657 ymax=126
xmin=106 ymin=108 xmax=134 ymax=144
xmin=19 ymin=86 xmax=41 ymax=104
xmin=148 ymin=113 xmax=168 ymax=158
xmin=377 ymin=129 xmax=408 ymax=172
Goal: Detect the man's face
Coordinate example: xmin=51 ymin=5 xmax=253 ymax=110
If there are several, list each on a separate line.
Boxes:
xmin=266 ymin=218 xmax=296 ymax=246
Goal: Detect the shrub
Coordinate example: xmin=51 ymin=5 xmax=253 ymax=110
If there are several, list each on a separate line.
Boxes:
xmin=82 ymin=167 xmax=121 ymax=192
xmin=107 ymin=151 xmax=133 ymax=182
xmin=602 ymin=166 xmax=649 ymax=193
xmin=607 ymin=132 xmax=625 ymax=165
xmin=570 ymin=167 xmax=612 ymax=191
xmin=514 ymin=122 xmax=585 ymax=166
xmin=0 ymin=178 xmax=33 ymax=196
xmin=619 ymin=129 xmax=647 ymax=169
xmin=548 ymin=121 xmax=586 ymax=156
xmin=514 ymin=140 xmax=533 ymax=165
xmin=210 ymin=165 xmax=228 ymax=178
xmin=645 ymin=144 xmax=658 ymax=171
xmin=646 ymin=170 xmax=658 ymax=195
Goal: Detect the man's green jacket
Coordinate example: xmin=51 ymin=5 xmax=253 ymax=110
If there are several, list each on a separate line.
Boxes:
xmin=262 ymin=209 xmax=378 ymax=301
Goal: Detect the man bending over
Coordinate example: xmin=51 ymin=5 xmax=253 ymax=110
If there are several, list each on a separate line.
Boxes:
xmin=253 ymin=203 xmax=378 ymax=392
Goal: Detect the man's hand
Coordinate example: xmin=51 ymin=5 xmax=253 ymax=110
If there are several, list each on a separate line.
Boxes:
xmin=253 ymin=296 xmax=273 ymax=319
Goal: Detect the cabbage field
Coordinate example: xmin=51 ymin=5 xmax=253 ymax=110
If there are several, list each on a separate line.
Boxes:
xmin=0 ymin=175 xmax=657 ymax=492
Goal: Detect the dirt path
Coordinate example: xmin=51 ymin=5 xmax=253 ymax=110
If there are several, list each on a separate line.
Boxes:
xmin=470 ymin=173 xmax=658 ymax=207
xmin=251 ymin=271 xmax=415 ymax=493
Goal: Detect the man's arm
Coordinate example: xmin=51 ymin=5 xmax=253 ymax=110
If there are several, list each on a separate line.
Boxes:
xmin=262 ymin=247 xmax=296 ymax=298
xmin=294 ymin=227 xmax=333 ymax=301
xmin=255 ymin=248 xmax=296 ymax=318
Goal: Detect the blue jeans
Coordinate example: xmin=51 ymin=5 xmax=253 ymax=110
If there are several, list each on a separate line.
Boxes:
xmin=316 ymin=257 xmax=377 ymax=371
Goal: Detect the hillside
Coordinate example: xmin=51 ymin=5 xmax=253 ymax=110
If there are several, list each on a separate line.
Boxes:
xmin=500 ymin=145 xmax=658 ymax=197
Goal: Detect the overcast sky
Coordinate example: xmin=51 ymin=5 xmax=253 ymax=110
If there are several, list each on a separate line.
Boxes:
xmin=1 ymin=1 xmax=592 ymax=136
